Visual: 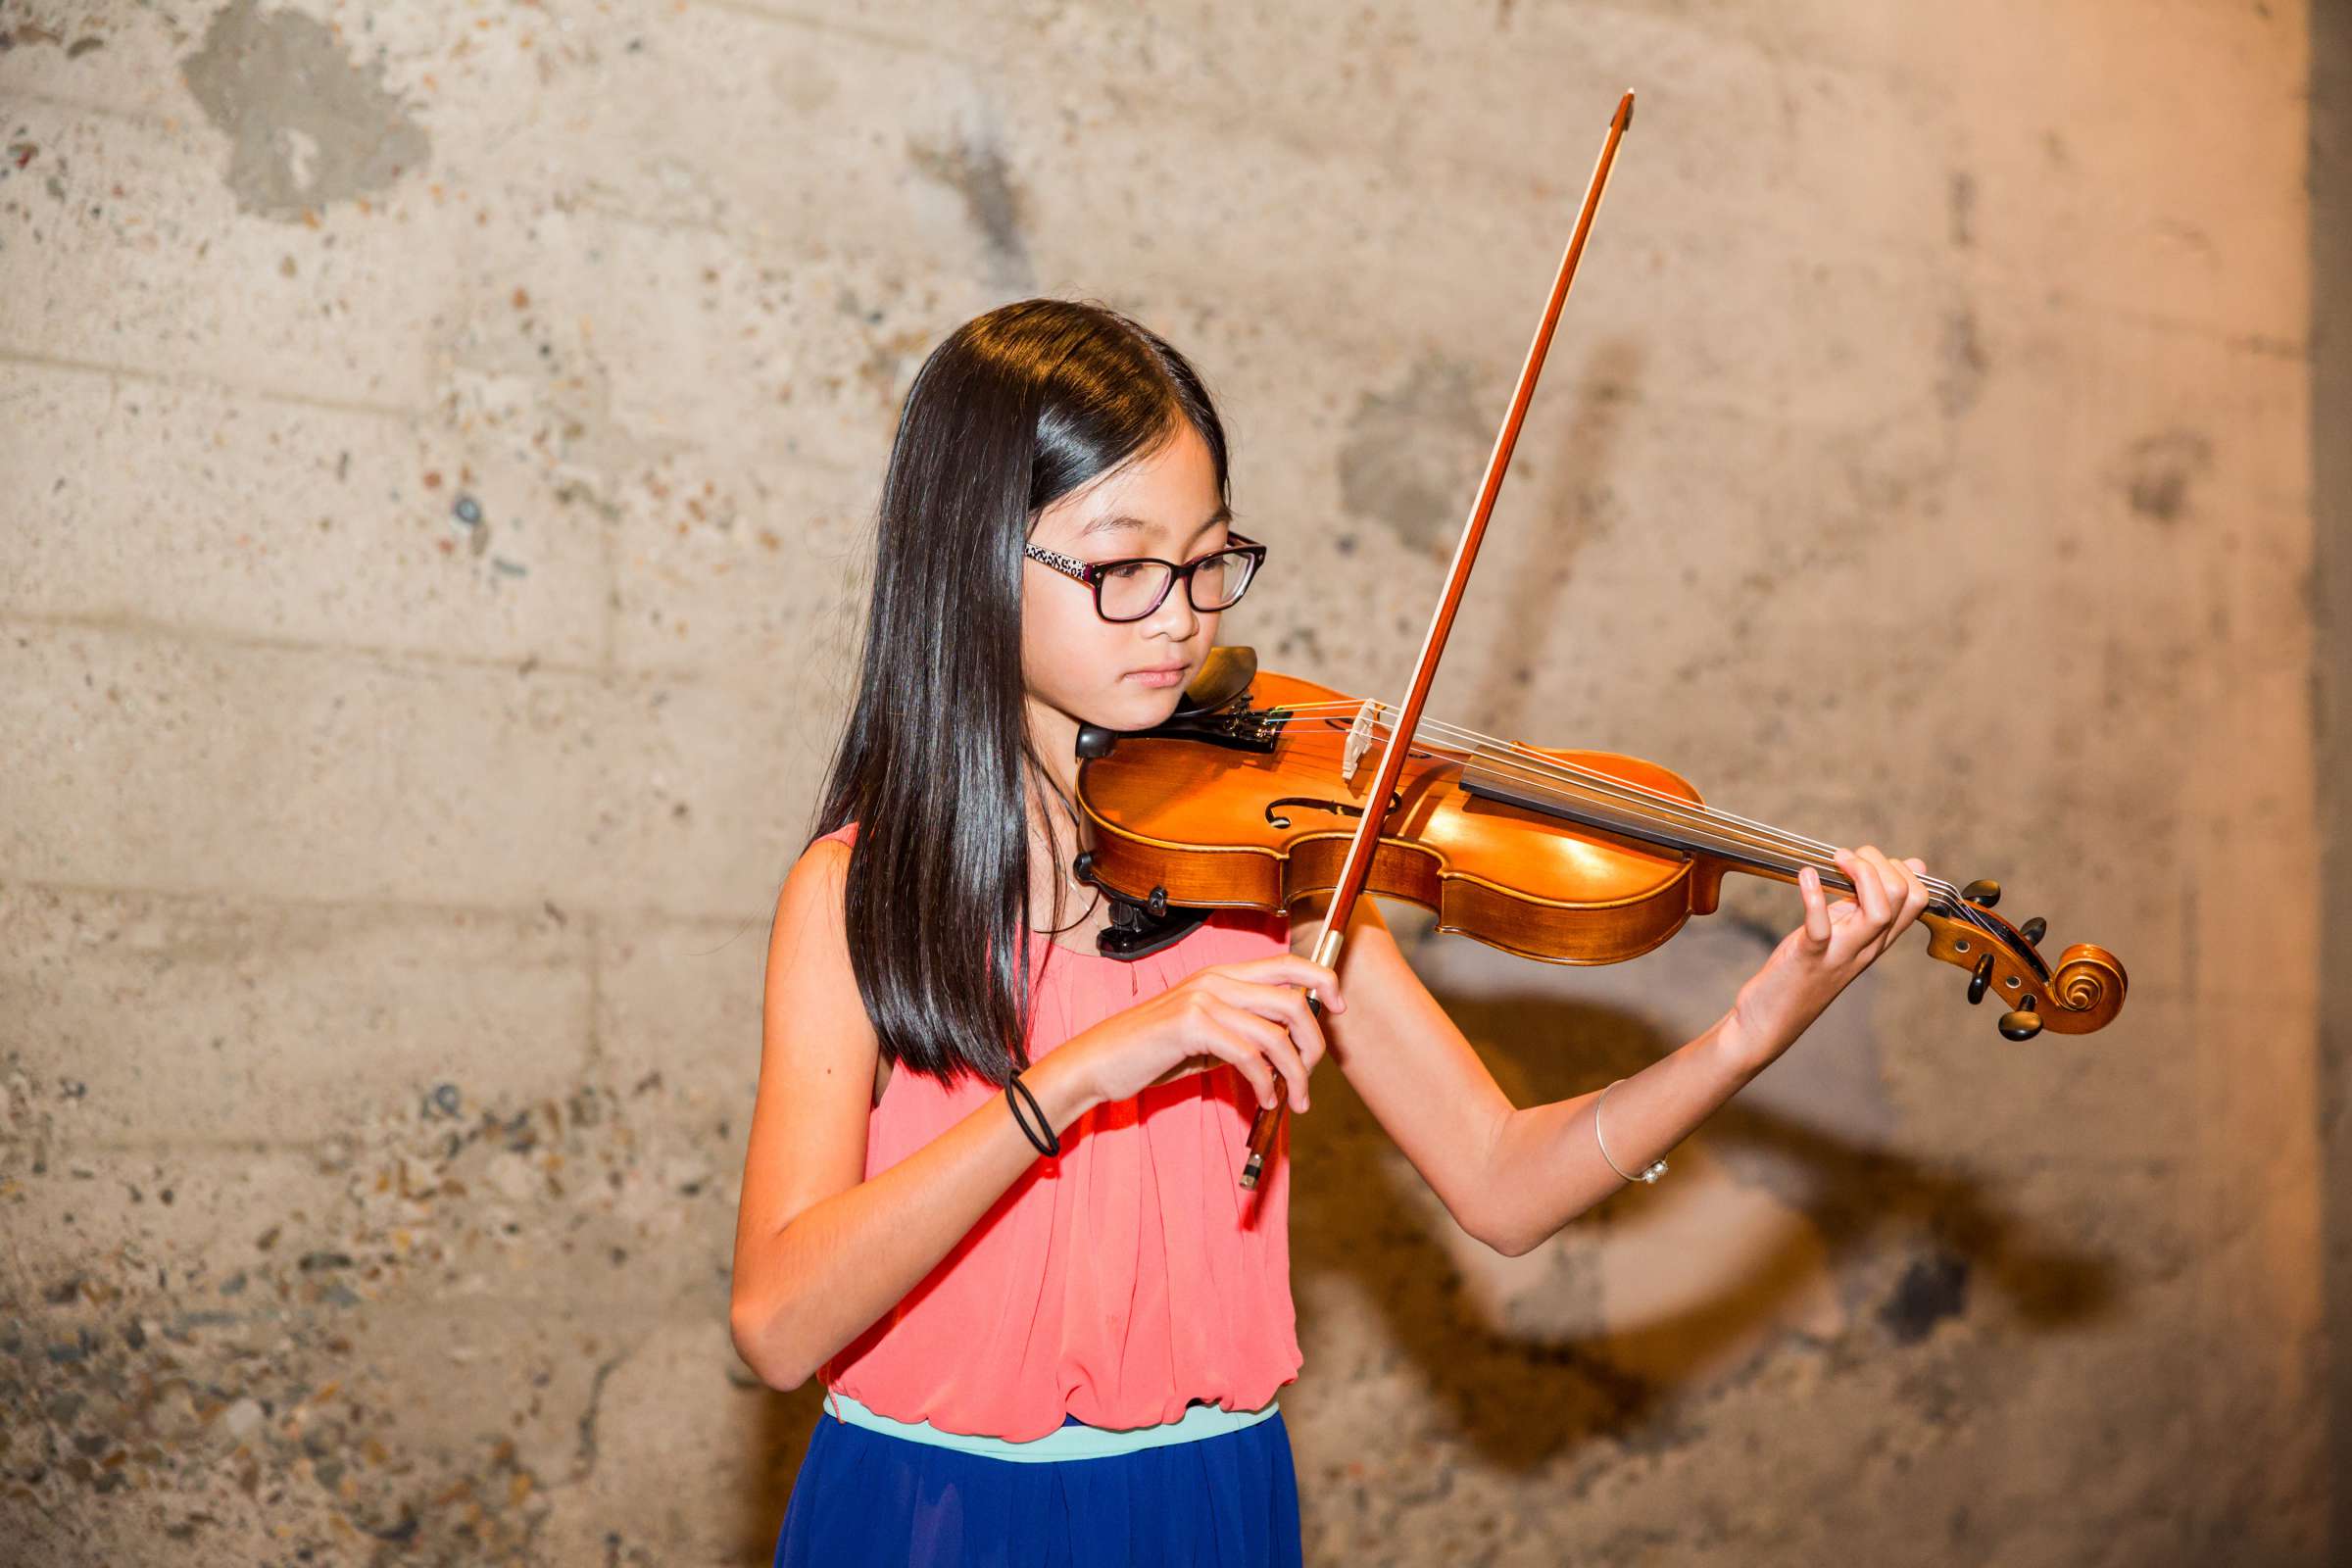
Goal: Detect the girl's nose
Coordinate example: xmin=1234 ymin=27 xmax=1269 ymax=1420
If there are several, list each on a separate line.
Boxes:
xmin=1140 ymin=588 xmax=1201 ymax=640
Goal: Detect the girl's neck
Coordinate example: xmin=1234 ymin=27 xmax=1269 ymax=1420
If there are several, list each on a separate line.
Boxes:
xmin=1022 ymin=693 xmax=1085 ymax=805
xmin=1021 ymin=695 xmax=1107 ymax=941
xmin=1023 ymin=796 xmax=1106 ymax=944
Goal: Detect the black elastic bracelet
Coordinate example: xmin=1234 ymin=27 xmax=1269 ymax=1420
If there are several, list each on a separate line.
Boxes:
xmin=1004 ymin=1073 xmax=1060 ymax=1158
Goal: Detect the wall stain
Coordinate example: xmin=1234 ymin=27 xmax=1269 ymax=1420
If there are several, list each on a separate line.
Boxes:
xmin=1936 ymin=305 xmax=1986 ymax=418
xmin=908 ymin=130 xmax=1032 ymax=291
xmin=1947 ymin=171 xmax=1976 ymax=250
xmin=2120 ymin=428 xmax=2215 ymax=523
xmin=1337 ymin=354 xmax=1492 ymax=556
xmin=179 ymin=0 xmax=428 ymax=220
xmin=1879 ymin=1250 xmax=1970 ymax=1345
xmin=0 ymin=23 xmax=108 ymax=57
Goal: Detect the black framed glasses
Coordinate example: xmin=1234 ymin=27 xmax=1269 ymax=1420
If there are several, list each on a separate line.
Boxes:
xmin=1023 ymin=531 xmax=1267 ymax=623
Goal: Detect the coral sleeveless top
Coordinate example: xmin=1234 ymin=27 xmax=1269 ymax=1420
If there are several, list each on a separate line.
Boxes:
xmin=813 ymin=820 xmax=1303 ymax=1441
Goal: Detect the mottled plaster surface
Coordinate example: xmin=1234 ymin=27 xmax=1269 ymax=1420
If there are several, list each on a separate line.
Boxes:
xmin=0 ymin=1 xmax=2329 ymax=1563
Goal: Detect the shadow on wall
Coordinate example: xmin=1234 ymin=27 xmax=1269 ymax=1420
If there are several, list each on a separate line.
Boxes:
xmin=1287 ymin=971 xmax=2122 ymax=1476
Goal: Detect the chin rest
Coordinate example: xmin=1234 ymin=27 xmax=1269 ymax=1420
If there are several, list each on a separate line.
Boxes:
xmin=1062 ymin=647 xmax=1257 ymax=960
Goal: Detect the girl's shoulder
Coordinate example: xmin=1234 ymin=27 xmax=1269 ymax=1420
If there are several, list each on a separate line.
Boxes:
xmin=786 ymin=822 xmax=857 ymax=906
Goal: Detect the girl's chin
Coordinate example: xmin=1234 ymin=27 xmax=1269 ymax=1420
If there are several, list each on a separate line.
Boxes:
xmin=1082 ymin=680 xmax=1187 ymax=730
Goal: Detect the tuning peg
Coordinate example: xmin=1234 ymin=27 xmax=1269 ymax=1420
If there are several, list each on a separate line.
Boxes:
xmin=2019 ymin=916 xmax=2046 ymax=946
xmin=1998 ymin=995 xmax=2042 ymax=1041
xmin=1968 ymin=952 xmax=1994 ymax=1004
xmin=1962 ymin=878 xmax=2001 ymax=908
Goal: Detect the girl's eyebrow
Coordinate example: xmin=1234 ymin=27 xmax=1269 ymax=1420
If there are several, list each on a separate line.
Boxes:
xmin=1078 ymin=506 xmax=1234 ymax=544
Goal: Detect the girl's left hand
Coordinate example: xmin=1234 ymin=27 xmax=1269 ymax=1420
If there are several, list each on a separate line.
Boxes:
xmin=1726 ymin=845 xmax=1933 ymax=1073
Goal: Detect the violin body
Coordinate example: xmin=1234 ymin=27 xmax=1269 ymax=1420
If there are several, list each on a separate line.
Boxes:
xmin=1074 ymin=652 xmax=2127 ymax=1040
xmin=1080 ymin=666 xmax=1714 ymax=965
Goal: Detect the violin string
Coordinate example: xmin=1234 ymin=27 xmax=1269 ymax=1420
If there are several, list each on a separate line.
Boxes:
xmin=1260 ymin=696 xmax=1825 ymax=859
xmin=1257 ymin=698 xmax=1909 ymax=876
xmin=1265 ymin=700 xmax=1961 ymax=908
xmin=1345 ymin=729 xmax=1922 ymax=903
xmin=1252 ymin=701 xmax=1970 ymax=916
xmin=1322 ymin=724 xmax=1974 ymax=922
xmin=1254 ymin=699 xmax=1839 ymax=867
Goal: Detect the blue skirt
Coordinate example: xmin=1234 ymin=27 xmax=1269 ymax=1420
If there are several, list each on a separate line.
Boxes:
xmin=772 ymin=1407 xmax=1303 ymax=1567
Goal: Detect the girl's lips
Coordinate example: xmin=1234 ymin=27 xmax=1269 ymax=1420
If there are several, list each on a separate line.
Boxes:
xmin=1125 ymin=666 xmax=1188 ymax=687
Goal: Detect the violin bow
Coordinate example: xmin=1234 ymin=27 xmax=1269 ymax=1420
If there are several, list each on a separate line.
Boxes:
xmin=1241 ymin=90 xmax=1638 ymax=1189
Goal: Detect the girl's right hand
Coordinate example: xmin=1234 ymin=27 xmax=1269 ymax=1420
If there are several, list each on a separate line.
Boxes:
xmin=1070 ymin=956 xmax=1346 ymax=1114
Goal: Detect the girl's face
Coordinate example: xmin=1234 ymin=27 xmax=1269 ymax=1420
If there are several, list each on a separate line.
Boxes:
xmin=1021 ymin=421 xmax=1230 ymax=739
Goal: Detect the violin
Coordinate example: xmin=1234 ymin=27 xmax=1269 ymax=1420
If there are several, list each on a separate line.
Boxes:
xmin=1070 ymin=92 xmax=2127 ymax=1188
xmin=1071 ymin=645 xmax=2128 ymax=1040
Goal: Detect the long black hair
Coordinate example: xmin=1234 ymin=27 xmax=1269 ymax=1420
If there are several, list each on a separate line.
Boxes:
xmin=808 ymin=298 xmax=1231 ymax=1088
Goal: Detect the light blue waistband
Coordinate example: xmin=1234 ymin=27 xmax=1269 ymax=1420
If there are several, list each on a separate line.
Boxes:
xmin=821 ymin=1389 xmax=1278 ymax=1463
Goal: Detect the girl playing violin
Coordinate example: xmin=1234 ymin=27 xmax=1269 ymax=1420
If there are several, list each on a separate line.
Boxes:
xmin=729 ymin=297 xmax=1933 ymax=1567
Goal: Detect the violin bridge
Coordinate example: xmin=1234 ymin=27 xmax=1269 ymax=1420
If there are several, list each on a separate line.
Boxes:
xmin=1343 ymin=700 xmax=1377 ymax=785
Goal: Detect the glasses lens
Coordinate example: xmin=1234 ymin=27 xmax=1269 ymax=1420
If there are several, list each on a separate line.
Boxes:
xmin=1098 ymin=561 xmax=1175 ymax=620
xmin=1189 ymin=550 xmax=1257 ymax=611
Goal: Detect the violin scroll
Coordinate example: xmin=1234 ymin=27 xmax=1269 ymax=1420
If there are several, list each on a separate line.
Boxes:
xmin=1920 ymin=902 xmax=2128 ymax=1040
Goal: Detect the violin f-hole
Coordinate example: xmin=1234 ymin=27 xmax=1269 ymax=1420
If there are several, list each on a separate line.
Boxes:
xmin=1264 ymin=790 xmax=1404 ymax=830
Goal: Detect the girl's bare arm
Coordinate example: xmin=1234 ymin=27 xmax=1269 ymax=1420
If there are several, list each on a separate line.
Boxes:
xmin=1299 ymin=845 xmax=1925 ymax=1255
xmin=1295 ymin=892 xmax=1764 ymax=1257
xmin=728 ymin=841 xmax=1102 ymax=1390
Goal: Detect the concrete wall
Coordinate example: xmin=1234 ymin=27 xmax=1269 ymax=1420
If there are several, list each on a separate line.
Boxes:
xmin=0 ymin=1 xmax=2328 ymax=1563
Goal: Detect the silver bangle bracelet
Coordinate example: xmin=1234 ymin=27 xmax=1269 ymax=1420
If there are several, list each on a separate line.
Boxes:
xmin=1593 ymin=1078 xmax=1669 ymax=1184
